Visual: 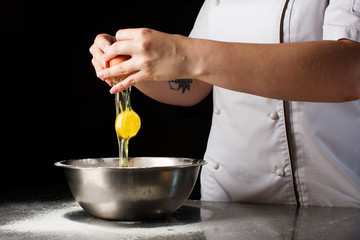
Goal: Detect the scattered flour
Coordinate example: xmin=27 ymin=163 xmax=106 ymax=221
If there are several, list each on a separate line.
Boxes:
xmin=0 ymin=202 xmax=205 ymax=240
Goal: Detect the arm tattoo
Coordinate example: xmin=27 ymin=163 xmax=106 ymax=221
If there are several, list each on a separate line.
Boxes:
xmin=168 ymin=79 xmax=193 ymax=93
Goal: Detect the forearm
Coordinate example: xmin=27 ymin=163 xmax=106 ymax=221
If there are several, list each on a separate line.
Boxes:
xmin=135 ymin=79 xmax=212 ymax=107
xmin=189 ymin=38 xmax=360 ymax=102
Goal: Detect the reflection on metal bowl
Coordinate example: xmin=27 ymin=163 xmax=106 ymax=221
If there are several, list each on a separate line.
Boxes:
xmin=55 ymin=157 xmax=206 ymax=220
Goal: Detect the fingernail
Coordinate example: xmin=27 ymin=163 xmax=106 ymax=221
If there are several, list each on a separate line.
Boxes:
xmin=110 ymin=86 xmax=117 ymax=94
xmin=110 ymin=83 xmax=120 ymax=94
xmin=97 ymin=71 xmax=105 ymax=79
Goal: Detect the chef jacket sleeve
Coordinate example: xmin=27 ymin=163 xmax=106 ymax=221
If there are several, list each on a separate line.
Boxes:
xmin=323 ymin=0 xmax=360 ymax=42
xmin=189 ymin=0 xmax=210 ymax=38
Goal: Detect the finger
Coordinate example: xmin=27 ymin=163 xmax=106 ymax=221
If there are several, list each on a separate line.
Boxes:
xmin=91 ymin=45 xmax=107 ymax=68
xmin=103 ymin=40 xmax=136 ymax=62
xmin=90 ymin=34 xmax=116 ymax=69
xmin=91 ymin=58 xmax=103 ymax=73
xmin=109 ymin=70 xmax=147 ymax=94
xmin=105 ymin=79 xmax=114 ymax=87
xmin=115 ymin=28 xmax=141 ymax=41
xmin=109 ymin=78 xmax=136 ymax=94
xmin=96 ymin=65 xmax=125 ymax=79
xmin=96 ymin=57 xmax=139 ymax=79
xmin=92 ymin=58 xmax=112 ymax=84
xmin=116 ymin=57 xmax=139 ymax=75
xmin=94 ymin=33 xmax=116 ymax=51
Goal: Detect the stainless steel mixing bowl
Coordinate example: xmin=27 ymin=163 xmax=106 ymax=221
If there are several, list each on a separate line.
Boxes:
xmin=55 ymin=157 xmax=206 ymax=220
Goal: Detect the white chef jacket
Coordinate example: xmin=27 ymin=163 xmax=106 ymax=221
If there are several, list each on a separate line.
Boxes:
xmin=189 ymin=0 xmax=360 ymax=207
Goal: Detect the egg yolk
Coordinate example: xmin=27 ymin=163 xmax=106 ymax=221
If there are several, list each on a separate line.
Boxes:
xmin=115 ymin=109 xmax=141 ymax=139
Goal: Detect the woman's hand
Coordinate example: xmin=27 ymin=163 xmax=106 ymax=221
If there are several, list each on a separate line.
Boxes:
xmin=89 ymin=33 xmax=117 ymax=86
xmin=94 ymin=28 xmax=196 ymax=94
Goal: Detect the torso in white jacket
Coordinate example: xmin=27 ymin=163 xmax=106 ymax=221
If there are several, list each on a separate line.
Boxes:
xmin=189 ymin=0 xmax=360 ymax=207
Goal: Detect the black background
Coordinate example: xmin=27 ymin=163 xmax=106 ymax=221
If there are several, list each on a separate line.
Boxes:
xmin=2 ymin=0 xmax=211 ymax=199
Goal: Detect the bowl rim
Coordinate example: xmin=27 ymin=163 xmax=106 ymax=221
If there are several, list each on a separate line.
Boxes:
xmin=54 ymin=157 xmax=207 ymax=170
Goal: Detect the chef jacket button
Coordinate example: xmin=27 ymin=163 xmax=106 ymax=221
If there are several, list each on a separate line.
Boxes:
xmin=269 ymin=112 xmax=279 ymax=120
xmin=214 ymin=107 xmax=221 ymax=115
xmin=276 ymin=169 xmax=285 ymax=177
xmin=213 ymin=0 xmax=220 ymax=6
xmin=212 ymin=162 xmax=220 ymax=170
